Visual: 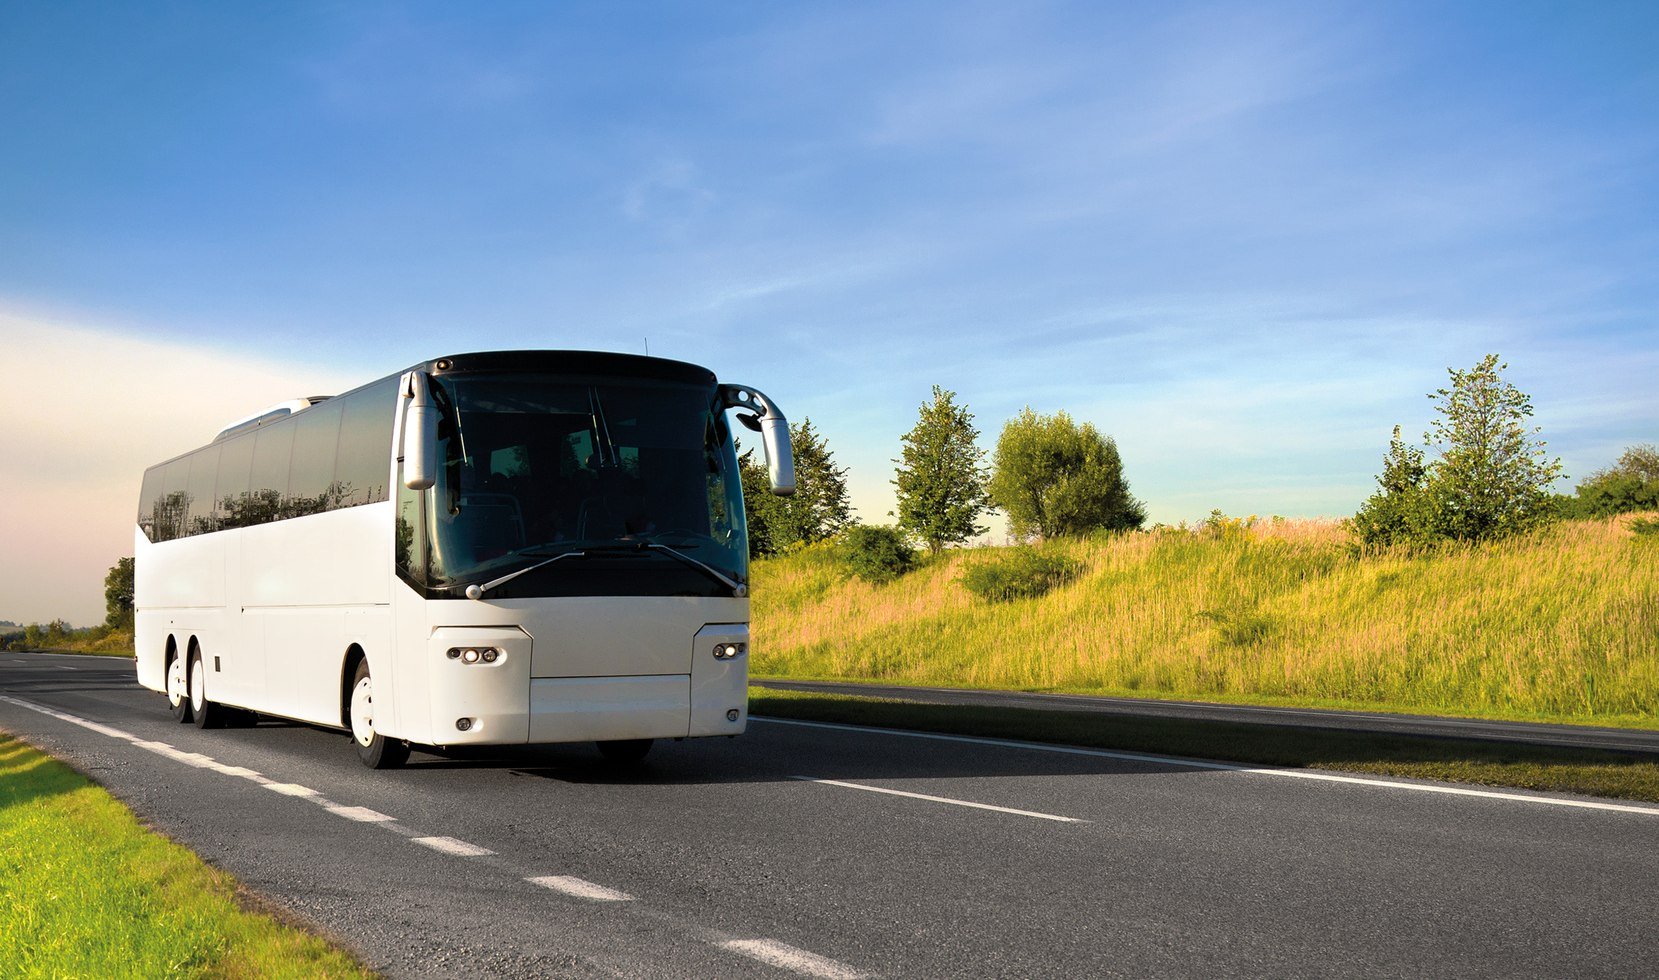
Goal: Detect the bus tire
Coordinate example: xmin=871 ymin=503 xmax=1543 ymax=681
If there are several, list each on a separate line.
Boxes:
xmin=189 ymin=646 xmax=222 ymax=730
xmin=350 ymin=660 xmax=409 ymax=770
xmin=595 ymin=738 xmax=653 ymax=765
xmin=167 ymin=650 xmax=193 ymax=724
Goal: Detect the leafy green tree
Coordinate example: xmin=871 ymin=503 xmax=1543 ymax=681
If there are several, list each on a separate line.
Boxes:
xmin=104 ymin=557 xmax=135 ymax=630
xmin=22 ymin=623 xmax=44 ymax=649
xmin=892 ymin=386 xmax=991 ymax=554
xmin=1422 ymin=354 xmax=1563 ymax=541
xmin=988 ymin=407 xmax=1144 ymax=539
xmin=1350 ymin=426 xmax=1433 ymax=546
xmin=738 ymin=418 xmax=852 ymax=556
xmin=1357 ymin=355 xmax=1563 ymax=545
xmin=1564 ymin=444 xmax=1659 ymax=517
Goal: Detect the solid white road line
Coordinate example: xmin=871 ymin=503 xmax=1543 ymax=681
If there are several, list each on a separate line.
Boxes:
xmin=791 ymin=775 xmax=1085 ymax=824
xmin=720 ymin=939 xmax=869 ymax=979
xmin=526 ymin=875 xmax=634 ymax=901
xmin=756 ymin=716 xmax=1659 ymax=817
xmin=79 ymin=720 xmax=134 ymax=740
xmin=412 ymin=836 xmax=496 ymax=857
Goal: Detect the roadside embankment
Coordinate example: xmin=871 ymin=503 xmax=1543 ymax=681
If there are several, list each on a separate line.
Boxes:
xmin=751 ymin=516 xmax=1659 ymax=729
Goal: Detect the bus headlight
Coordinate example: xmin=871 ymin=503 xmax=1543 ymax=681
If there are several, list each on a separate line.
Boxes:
xmin=446 ymin=647 xmax=502 ymax=665
xmin=713 ymin=642 xmax=746 ymax=660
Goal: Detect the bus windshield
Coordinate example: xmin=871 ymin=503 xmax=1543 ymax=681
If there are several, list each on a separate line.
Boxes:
xmin=414 ymin=373 xmax=747 ymax=598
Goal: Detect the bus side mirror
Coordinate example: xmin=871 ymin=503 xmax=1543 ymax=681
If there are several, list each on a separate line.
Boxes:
xmin=760 ymin=416 xmax=794 ymax=496
xmin=720 ymin=384 xmax=795 ymax=496
xmin=399 ymin=371 xmax=438 ymax=491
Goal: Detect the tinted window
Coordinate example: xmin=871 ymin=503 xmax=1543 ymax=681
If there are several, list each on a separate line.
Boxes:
xmin=138 ymin=466 xmax=164 ymax=541
xmin=215 ymin=433 xmax=256 ymax=529
xmin=155 ymin=457 xmax=191 ymax=541
xmin=287 ymin=402 xmax=343 ymax=517
xmin=248 ymin=423 xmax=294 ymax=527
xmin=185 ymin=446 xmax=222 ymax=536
xmin=334 ymin=378 xmax=397 ymax=509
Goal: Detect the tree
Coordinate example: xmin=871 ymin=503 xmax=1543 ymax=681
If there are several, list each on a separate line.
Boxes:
xmin=104 ymin=557 xmax=135 ymax=630
xmin=892 ymin=386 xmax=991 ymax=554
xmin=1356 ymin=354 xmax=1563 ymax=545
xmin=738 ymin=418 xmax=852 ymax=556
xmin=1422 ymin=354 xmax=1562 ymax=541
xmin=1350 ymin=426 xmax=1433 ymax=546
xmin=1565 ymin=443 xmax=1659 ymax=517
xmin=988 ymin=407 xmax=1145 ymax=539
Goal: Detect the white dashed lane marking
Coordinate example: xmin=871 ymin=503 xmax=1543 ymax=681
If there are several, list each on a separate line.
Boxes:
xmin=720 ymin=939 xmax=870 ymax=979
xmin=325 ymin=805 xmax=396 ymax=823
xmin=0 ymin=694 xmax=876 ymax=976
xmin=412 ymin=835 xmax=496 ymax=857
xmin=527 ymin=875 xmax=634 ymax=901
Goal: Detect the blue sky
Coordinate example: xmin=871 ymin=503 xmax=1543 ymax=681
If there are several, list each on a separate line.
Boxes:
xmin=3 ymin=1 xmax=1657 ymax=623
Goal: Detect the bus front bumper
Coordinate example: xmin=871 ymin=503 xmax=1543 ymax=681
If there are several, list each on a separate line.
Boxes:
xmin=427 ymin=623 xmax=749 ymax=746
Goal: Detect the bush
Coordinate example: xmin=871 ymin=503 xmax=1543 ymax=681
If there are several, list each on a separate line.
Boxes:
xmin=839 ymin=525 xmax=918 ymax=584
xmin=1630 ymin=517 xmax=1659 ymax=537
xmin=960 ymin=547 xmax=1080 ymax=602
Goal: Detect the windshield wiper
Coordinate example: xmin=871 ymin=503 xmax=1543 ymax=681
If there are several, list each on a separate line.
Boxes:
xmin=464 ymin=541 xmax=745 ymax=600
xmin=643 ymin=543 xmax=747 ymax=597
xmin=464 ymin=549 xmax=588 ymax=600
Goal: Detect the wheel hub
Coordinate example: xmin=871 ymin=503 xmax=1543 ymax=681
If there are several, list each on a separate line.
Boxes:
xmin=350 ymin=676 xmax=375 ymax=747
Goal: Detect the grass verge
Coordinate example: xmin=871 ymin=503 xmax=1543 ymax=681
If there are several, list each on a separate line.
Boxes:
xmin=749 ymin=688 xmax=1659 ymax=804
xmin=0 ymin=733 xmax=371 ymax=978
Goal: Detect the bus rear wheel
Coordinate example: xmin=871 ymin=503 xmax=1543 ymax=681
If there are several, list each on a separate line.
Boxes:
xmin=167 ymin=653 xmax=193 ymax=724
xmin=189 ymin=647 xmax=222 ymax=730
xmin=349 ymin=661 xmax=409 ymax=770
xmin=596 ymin=738 xmax=653 ymax=765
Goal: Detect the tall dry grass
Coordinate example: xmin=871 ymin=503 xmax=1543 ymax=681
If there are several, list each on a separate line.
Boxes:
xmin=750 ymin=515 xmax=1659 ymax=726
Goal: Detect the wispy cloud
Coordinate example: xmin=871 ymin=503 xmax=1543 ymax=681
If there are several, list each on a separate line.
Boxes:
xmin=0 ymin=305 xmax=358 ymax=625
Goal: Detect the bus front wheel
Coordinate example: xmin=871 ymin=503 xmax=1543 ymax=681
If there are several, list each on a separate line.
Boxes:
xmin=167 ymin=653 xmax=193 ymax=724
xmin=189 ymin=647 xmax=222 ymax=730
xmin=349 ymin=661 xmax=409 ymax=770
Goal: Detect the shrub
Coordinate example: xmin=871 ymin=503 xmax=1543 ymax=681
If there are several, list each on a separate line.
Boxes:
xmin=1630 ymin=516 xmax=1659 ymax=537
xmin=839 ymin=525 xmax=918 ymax=584
xmin=960 ymin=547 xmax=1080 ymax=602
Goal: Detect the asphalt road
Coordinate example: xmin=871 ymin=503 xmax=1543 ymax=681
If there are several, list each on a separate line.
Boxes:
xmin=753 ymin=679 xmax=1659 ymax=754
xmin=3 ymin=652 xmax=1657 ymax=979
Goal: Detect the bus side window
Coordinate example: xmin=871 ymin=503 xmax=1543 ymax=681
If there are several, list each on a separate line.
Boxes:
xmin=185 ymin=445 xmax=222 ymax=536
xmin=216 ymin=433 xmax=255 ymax=529
xmin=288 ymin=402 xmax=344 ymax=517
xmin=157 ymin=457 xmax=191 ymax=541
xmin=138 ymin=465 xmax=164 ymax=541
xmin=334 ymin=377 xmax=398 ymax=509
xmin=249 ymin=424 xmax=295 ymax=527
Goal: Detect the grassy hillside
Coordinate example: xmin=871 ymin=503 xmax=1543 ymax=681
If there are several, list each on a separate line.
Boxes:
xmin=750 ymin=515 xmax=1659 ymax=728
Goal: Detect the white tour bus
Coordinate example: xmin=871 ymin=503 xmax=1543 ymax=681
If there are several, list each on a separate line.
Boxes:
xmin=134 ymin=351 xmax=794 ymax=768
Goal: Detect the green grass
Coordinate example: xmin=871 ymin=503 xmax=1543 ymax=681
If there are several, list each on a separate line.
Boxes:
xmin=0 ymin=734 xmax=371 ymax=978
xmin=750 ymin=688 xmax=1659 ymax=804
xmin=751 ymin=515 xmax=1659 ymax=728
